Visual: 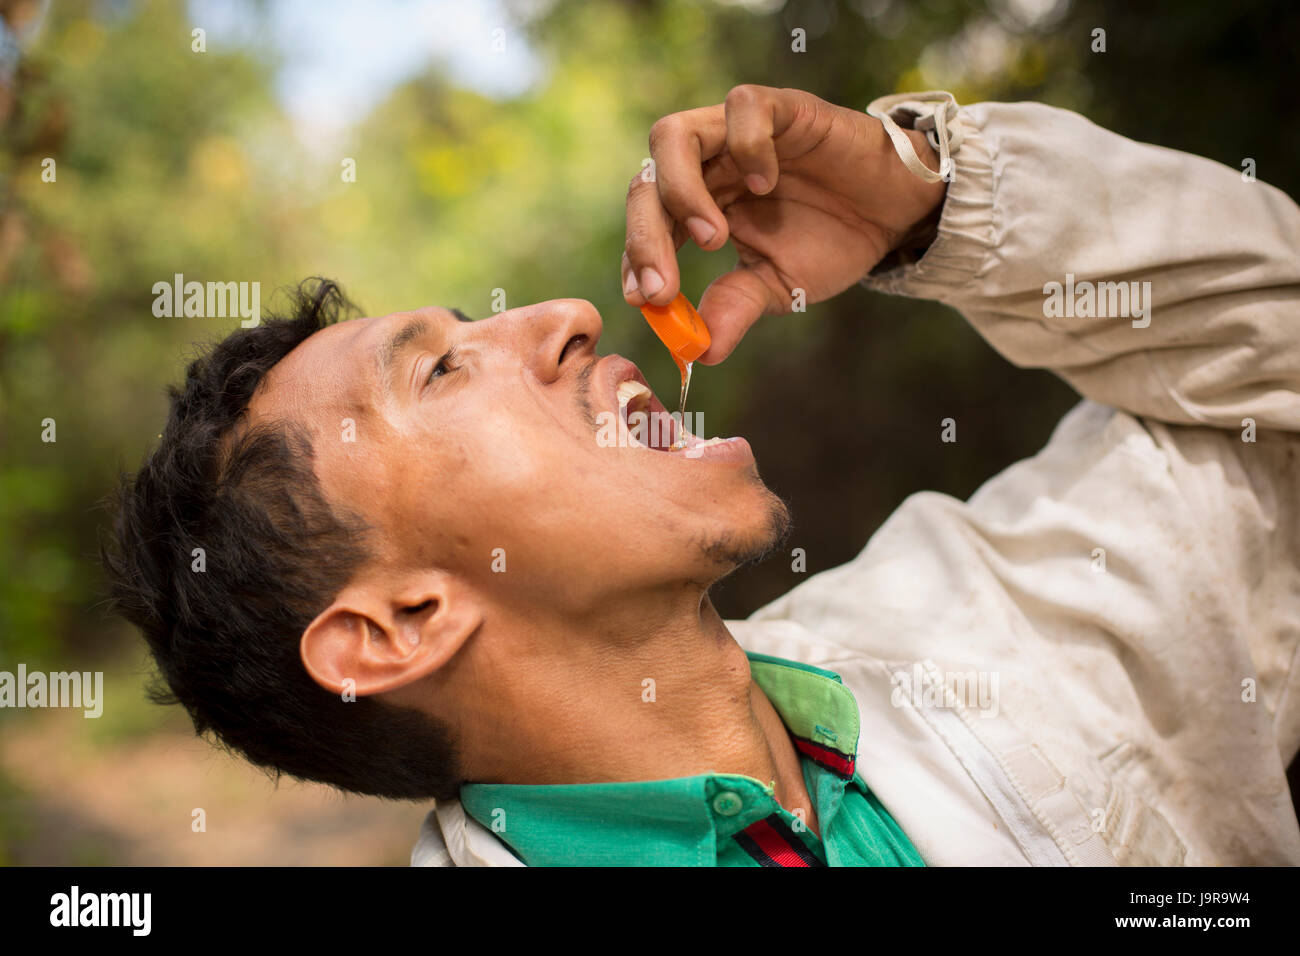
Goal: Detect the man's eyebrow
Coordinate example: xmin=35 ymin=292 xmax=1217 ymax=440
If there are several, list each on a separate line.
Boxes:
xmin=379 ymin=316 xmax=431 ymax=390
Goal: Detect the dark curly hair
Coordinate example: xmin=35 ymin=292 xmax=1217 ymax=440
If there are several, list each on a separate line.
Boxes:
xmin=102 ymin=278 xmax=462 ymax=801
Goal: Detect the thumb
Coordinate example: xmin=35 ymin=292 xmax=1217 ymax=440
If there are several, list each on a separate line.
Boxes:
xmin=695 ymin=267 xmax=777 ymax=365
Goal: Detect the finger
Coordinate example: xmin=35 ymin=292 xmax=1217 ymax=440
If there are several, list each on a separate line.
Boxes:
xmin=623 ymin=168 xmax=682 ymax=307
xmin=694 ymin=266 xmax=780 ymax=364
xmin=723 ymin=84 xmax=804 ymax=196
xmin=646 ymin=106 xmax=731 ymax=253
xmin=621 ymin=217 xmax=692 ymax=308
xmin=701 ymin=153 xmax=750 ymax=208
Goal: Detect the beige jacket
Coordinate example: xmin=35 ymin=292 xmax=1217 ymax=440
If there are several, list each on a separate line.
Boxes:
xmin=412 ymin=93 xmax=1300 ymax=866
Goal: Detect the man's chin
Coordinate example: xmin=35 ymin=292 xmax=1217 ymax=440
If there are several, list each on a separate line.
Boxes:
xmin=696 ymin=487 xmax=792 ymax=576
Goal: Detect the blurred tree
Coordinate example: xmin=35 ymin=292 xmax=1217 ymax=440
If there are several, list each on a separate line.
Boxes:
xmin=1 ymin=0 xmax=1295 ymax=655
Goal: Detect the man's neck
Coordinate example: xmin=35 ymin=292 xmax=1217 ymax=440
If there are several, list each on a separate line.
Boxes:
xmin=450 ymin=590 xmax=820 ymax=838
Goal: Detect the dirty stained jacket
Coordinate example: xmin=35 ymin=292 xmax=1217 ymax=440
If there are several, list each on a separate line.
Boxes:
xmin=412 ymin=91 xmax=1300 ymax=866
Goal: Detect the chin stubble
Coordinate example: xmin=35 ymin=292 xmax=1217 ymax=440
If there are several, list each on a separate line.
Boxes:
xmin=698 ymin=483 xmax=792 ymax=573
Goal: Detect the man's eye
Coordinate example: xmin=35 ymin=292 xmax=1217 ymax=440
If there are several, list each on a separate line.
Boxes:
xmin=426 ymin=346 xmax=461 ymax=385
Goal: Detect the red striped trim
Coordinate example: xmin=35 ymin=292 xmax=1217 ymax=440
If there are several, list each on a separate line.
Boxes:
xmin=793 ymin=736 xmax=855 ymax=779
xmin=735 ymin=815 xmax=822 ymax=867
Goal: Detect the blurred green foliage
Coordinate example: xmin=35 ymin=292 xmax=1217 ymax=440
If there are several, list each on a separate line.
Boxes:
xmin=1 ymin=0 xmax=1296 ymax=675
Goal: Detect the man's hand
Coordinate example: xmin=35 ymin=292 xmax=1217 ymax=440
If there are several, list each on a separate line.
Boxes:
xmin=623 ymin=84 xmax=947 ymax=364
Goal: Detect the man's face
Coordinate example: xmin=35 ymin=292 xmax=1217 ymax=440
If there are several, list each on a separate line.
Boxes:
xmin=247 ymin=299 xmax=788 ymax=616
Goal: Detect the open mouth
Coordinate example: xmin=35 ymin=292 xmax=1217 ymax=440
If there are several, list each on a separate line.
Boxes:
xmin=615 ymin=378 xmax=742 ymax=454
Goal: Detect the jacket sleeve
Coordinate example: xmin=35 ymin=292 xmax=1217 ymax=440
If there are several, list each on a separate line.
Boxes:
xmin=861 ymin=95 xmax=1300 ymax=431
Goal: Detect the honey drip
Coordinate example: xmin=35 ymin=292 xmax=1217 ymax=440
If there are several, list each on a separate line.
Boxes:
xmin=670 ymin=356 xmax=692 ymax=451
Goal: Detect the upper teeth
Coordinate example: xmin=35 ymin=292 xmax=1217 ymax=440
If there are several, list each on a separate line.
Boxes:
xmin=617 ymin=379 xmax=652 ymax=413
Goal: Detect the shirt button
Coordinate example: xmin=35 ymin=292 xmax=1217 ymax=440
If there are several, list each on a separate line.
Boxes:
xmin=712 ymin=791 xmax=744 ymax=817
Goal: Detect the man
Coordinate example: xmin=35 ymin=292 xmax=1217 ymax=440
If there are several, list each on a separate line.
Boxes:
xmin=104 ymin=85 xmax=1300 ymax=867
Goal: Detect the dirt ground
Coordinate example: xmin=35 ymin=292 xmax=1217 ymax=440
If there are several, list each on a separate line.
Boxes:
xmin=0 ymin=705 xmax=429 ymax=866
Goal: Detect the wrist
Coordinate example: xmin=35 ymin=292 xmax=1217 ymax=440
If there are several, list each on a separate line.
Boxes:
xmin=880 ymin=127 xmax=948 ymax=251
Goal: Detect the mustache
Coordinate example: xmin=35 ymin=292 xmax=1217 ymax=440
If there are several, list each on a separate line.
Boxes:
xmin=574 ymin=355 xmax=600 ymax=430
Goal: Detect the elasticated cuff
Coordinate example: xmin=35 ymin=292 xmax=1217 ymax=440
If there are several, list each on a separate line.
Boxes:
xmin=860 ymin=100 xmax=996 ymax=301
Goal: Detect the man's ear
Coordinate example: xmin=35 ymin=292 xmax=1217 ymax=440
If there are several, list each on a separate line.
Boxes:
xmin=299 ymin=570 xmax=483 ymax=697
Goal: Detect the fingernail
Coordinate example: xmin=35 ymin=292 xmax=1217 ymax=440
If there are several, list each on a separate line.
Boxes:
xmin=745 ymin=173 xmax=770 ymax=194
xmin=686 ymin=216 xmax=717 ymax=245
xmin=639 ymin=267 xmax=664 ymax=297
xmin=623 ymin=270 xmax=639 ymax=296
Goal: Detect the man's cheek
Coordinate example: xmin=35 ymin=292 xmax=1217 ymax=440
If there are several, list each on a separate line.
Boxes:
xmin=463 ymin=419 xmax=553 ymax=483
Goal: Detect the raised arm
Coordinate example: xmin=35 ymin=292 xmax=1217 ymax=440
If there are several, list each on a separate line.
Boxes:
xmin=863 ymin=94 xmax=1300 ymax=431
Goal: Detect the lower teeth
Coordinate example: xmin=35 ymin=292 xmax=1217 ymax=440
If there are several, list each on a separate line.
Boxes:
xmin=686 ymin=436 xmax=729 ymax=449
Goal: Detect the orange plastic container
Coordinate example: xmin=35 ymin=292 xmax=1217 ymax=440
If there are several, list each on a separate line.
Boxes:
xmin=640 ymin=292 xmax=711 ymax=371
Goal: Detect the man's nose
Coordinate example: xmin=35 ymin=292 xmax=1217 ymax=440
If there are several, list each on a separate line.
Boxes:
xmin=499 ymin=299 xmax=604 ymax=383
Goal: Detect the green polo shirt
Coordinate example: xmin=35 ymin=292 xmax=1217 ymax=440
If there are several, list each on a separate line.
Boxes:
xmin=459 ymin=652 xmax=925 ymax=867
